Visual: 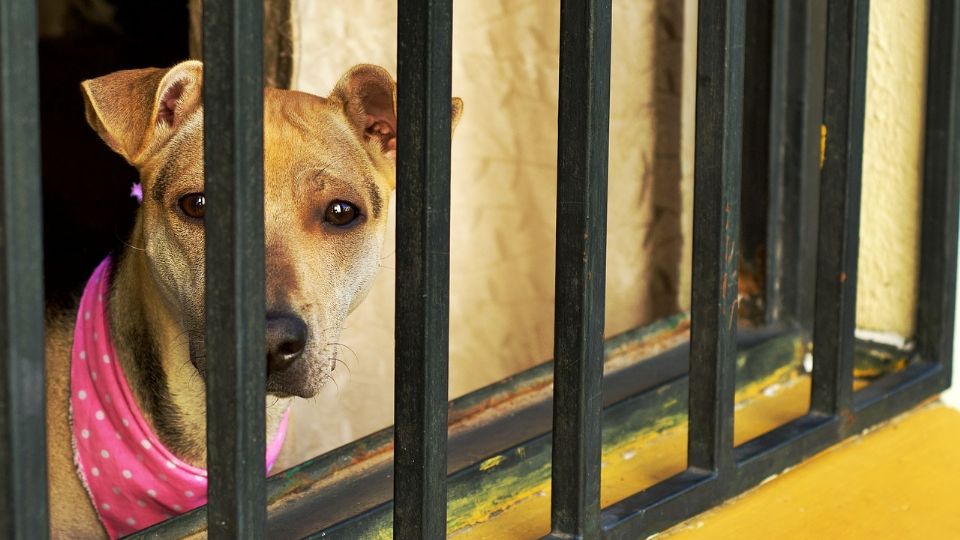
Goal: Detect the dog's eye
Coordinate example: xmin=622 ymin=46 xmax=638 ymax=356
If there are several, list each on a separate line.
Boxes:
xmin=323 ymin=200 xmax=360 ymax=228
xmin=178 ymin=193 xmax=206 ymax=220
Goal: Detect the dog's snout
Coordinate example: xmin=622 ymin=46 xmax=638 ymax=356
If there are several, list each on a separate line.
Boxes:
xmin=266 ymin=313 xmax=307 ymax=375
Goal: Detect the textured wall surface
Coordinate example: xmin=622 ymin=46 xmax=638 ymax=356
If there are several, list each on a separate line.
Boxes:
xmin=856 ymin=0 xmax=928 ymax=336
xmin=288 ymin=0 xmax=689 ymax=458
xmin=284 ymin=0 xmax=934 ymax=461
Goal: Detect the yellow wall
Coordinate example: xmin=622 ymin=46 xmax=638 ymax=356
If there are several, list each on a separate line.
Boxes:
xmin=856 ymin=0 xmax=928 ymax=336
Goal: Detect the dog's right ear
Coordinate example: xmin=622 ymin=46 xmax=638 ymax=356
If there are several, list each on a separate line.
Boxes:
xmin=331 ymin=64 xmax=464 ymax=172
xmin=80 ymin=61 xmax=203 ymax=165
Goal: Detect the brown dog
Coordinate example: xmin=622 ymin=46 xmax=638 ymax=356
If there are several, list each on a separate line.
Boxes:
xmin=44 ymin=60 xmax=462 ymax=538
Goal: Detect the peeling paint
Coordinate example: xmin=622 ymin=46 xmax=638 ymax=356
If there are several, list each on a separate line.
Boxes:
xmin=479 ymin=456 xmax=506 ymax=472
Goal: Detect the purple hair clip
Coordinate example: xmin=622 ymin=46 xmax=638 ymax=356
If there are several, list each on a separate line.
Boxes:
xmin=130 ymin=182 xmax=143 ymax=204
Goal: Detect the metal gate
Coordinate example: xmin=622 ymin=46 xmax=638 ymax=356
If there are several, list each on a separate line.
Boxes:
xmin=1 ymin=0 xmax=957 ymax=538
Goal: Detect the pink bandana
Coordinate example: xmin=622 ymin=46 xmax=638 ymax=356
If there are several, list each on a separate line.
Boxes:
xmin=71 ymin=258 xmax=289 ymax=538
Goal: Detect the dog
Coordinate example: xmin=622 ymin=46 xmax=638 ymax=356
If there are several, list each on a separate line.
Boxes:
xmin=44 ymin=60 xmax=463 ymax=538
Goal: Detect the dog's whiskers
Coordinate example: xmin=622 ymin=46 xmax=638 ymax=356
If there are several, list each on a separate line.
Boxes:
xmin=328 ymin=342 xmax=360 ymax=367
xmin=328 ymin=346 xmax=338 ymax=371
xmin=333 ymin=357 xmax=352 ymax=376
xmin=321 ymin=373 xmax=341 ymax=395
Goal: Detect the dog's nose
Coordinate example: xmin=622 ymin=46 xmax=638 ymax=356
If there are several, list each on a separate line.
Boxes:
xmin=266 ymin=313 xmax=307 ymax=375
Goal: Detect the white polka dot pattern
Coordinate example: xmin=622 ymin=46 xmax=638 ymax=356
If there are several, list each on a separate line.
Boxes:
xmin=70 ymin=258 xmax=289 ymax=539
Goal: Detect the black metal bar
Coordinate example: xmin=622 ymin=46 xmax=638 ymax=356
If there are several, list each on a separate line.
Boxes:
xmin=916 ymin=0 xmax=960 ymax=387
xmin=202 ymin=0 xmax=266 ymax=537
xmin=852 ymin=361 xmax=943 ymax=423
xmin=810 ymin=0 xmax=869 ymax=416
xmin=740 ymin=0 xmax=774 ymax=324
xmin=0 ymin=0 xmax=48 ymax=537
xmin=734 ymin=412 xmax=835 ymax=470
xmin=687 ymin=0 xmax=745 ymax=476
xmin=774 ymin=0 xmax=828 ymax=331
xmin=600 ymin=470 xmax=717 ymax=540
xmin=769 ymin=0 xmax=823 ymax=328
xmin=797 ymin=1 xmax=829 ymax=333
xmin=548 ymin=0 xmax=612 ymax=537
xmin=764 ymin=0 xmax=789 ymax=324
xmin=393 ymin=0 xmax=453 ymax=538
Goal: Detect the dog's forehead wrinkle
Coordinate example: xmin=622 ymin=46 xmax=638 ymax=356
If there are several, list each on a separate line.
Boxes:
xmin=294 ymin=161 xmax=385 ymax=220
xmin=295 ymin=164 xmax=335 ymax=190
xmin=264 ymin=89 xmax=347 ymax=143
xmin=270 ymin=100 xmax=320 ymax=137
xmin=149 ymin=118 xmax=202 ymax=204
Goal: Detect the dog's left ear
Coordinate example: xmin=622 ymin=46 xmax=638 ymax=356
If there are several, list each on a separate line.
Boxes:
xmin=331 ymin=64 xmax=463 ymax=174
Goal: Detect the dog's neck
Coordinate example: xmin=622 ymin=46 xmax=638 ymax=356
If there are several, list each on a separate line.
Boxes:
xmin=106 ymin=218 xmax=291 ymax=467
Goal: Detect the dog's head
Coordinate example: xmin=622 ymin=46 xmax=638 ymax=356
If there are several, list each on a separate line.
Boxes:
xmin=81 ymin=61 xmax=462 ymax=398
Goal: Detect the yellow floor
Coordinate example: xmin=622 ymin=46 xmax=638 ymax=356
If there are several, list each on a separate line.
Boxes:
xmin=661 ymin=402 xmax=960 ymax=540
xmin=456 ymin=374 xmax=960 ymax=539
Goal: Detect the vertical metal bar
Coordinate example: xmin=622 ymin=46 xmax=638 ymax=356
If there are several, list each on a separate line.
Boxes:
xmin=0 ymin=0 xmax=48 ymax=537
xmin=393 ymin=0 xmax=453 ymax=538
xmin=202 ymin=0 xmax=266 ymax=537
xmin=764 ymin=0 xmax=789 ymax=324
xmin=810 ymin=0 xmax=869 ymax=417
xmin=917 ymin=0 xmax=960 ymax=384
xmin=687 ymin=0 xmax=745 ymax=476
xmin=775 ymin=0 xmax=828 ymax=332
xmin=548 ymin=0 xmax=611 ymax=537
xmin=740 ymin=0 xmax=773 ymax=324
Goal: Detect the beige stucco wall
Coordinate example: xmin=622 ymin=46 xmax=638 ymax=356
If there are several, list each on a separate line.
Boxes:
xmin=288 ymin=1 xmax=688 ymax=459
xmin=284 ymin=0 xmax=933 ymax=460
xmin=856 ymin=0 xmax=928 ymax=337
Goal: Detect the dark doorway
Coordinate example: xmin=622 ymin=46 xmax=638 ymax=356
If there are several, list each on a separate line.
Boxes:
xmin=39 ymin=0 xmax=190 ymax=307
